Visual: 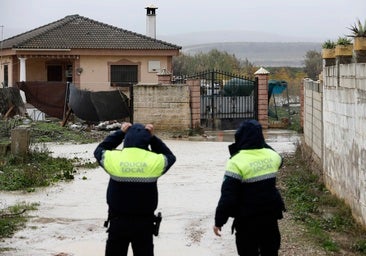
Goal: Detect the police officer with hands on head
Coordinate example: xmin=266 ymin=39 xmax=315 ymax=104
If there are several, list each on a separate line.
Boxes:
xmin=94 ymin=122 xmax=176 ymax=256
xmin=213 ymin=119 xmax=285 ymax=256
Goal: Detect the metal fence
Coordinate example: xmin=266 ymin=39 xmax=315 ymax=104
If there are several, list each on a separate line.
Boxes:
xmin=175 ymin=70 xmax=258 ymax=129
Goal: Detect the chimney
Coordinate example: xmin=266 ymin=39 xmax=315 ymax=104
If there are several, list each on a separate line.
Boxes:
xmin=145 ymin=5 xmax=158 ymax=39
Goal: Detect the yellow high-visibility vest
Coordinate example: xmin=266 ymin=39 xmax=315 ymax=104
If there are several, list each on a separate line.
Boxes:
xmin=225 ymin=148 xmax=282 ymax=183
xmin=102 ymin=147 xmax=166 ymax=182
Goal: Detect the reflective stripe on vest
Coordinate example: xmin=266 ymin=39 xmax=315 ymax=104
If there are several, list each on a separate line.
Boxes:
xmin=101 ymin=147 xmax=166 ymax=182
xmin=225 ymin=148 xmax=282 ymax=183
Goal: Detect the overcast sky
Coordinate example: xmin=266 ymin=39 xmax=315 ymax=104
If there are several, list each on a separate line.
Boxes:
xmin=1 ymin=0 xmax=365 ymax=43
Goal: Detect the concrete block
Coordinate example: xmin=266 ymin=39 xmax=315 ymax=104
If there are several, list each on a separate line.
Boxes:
xmin=11 ymin=126 xmax=30 ymax=155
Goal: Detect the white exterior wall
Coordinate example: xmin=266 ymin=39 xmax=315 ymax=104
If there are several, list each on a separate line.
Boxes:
xmin=303 ymin=79 xmax=323 ymax=161
xmin=304 ymin=63 xmax=366 ymax=226
xmin=322 ymin=63 xmax=366 ymax=226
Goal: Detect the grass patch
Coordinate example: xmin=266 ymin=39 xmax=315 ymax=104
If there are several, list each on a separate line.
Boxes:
xmin=280 ymin=146 xmax=366 ymax=255
xmin=0 ymin=118 xmax=102 ymax=248
xmin=0 ymin=119 xmax=103 ymax=191
xmin=269 ymin=105 xmax=302 ymax=132
xmin=0 ymin=202 xmax=38 ymax=239
xmin=0 ymin=119 xmax=102 ymax=191
xmin=29 ymin=121 xmax=103 ymax=144
xmin=0 ymin=147 xmax=76 ymax=191
xmin=0 ymin=118 xmax=107 ymax=145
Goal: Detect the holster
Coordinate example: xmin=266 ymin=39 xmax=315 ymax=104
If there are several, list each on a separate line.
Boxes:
xmin=104 ymin=211 xmax=162 ymax=235
xmin=104 ymin=213 xmax=111 ymax=229
xmin=153 ymin=212 xmax=162 ymax=236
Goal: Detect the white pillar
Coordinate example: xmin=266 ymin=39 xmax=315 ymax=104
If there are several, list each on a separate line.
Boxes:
xmin=19 ymin=57 xmax=27 ymax=81
xmin=18 ymin=57 xmax=27 ymax=102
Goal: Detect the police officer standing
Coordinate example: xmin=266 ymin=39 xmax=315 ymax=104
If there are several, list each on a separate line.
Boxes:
xmin=213 ymin=119 xmax=285 ymax=256
xmin=94 ymin=122 xmax=176 ymax=256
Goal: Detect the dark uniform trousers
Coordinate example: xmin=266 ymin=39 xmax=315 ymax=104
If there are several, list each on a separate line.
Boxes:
xmin=105 ymin=216 xmax=154 ymax=256
xmin=234 ymin=216 xmax=281 ymax=256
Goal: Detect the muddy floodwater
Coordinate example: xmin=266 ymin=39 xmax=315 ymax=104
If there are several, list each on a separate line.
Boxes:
xmin=1 ymin=129 xmax=300 ymax=256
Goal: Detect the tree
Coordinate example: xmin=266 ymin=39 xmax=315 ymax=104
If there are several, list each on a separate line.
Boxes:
xmin=303 ymin=50 xmax=322 ymax=80
xmin=267 ymin=67 xmax=306 ymax=96
xmin=172 ymin=49 xmax=256 ymax=76
xmin=239 ymin=58 xmax=257 ymax=79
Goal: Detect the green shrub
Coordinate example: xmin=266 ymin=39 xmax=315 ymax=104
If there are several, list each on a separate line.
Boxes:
xmin=348 ymin=18 xmax=366 ymax=37
xmin=336 ymin=37 xmax=352 ymax=46
xmin=322 ymin=40 xmax=336 ymax=49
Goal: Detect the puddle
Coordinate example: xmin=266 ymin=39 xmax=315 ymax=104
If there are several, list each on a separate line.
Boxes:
xmin=204 ymin=129 xmax=300 ymax=154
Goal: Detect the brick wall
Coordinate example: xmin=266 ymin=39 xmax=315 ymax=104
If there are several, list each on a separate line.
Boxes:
xmin=187 ymin=79 xmax=201 ymax=129
xmin=256 ymin=73 xmax=269 ymax=129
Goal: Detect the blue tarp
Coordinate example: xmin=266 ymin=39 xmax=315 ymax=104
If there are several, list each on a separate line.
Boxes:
xmin=268 ymin=80 xmax=287 ymax=97
xmin=268 ymin=80 xmax=288 ymax=118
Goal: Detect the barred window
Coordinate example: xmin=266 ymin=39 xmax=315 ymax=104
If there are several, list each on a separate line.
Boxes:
xmin=111 ymin=65 xmax=138 ymax=86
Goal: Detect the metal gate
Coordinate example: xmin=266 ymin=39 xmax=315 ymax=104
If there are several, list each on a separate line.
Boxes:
xmin=186 ymin=70 xmax=258 ymax=130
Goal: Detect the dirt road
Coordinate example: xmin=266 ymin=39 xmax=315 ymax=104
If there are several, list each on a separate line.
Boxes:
xmin=0 ymin=130 xmax=325 ymax=256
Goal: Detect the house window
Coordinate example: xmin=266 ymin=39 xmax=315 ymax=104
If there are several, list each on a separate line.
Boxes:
xmin=47 ymin=65 xmax=63 ymax=81
xmin=110 ymin=65 xmax=138 ymax=86
xmin=148 ymin=60 xmax=160 ymax=73
xmin=3 ymin=65 xmax=8 ymax=87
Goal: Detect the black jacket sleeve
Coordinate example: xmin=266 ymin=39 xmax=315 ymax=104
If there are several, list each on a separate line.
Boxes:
xmin=94 ymin=130 xmax=125 ymax=164
xmin=214 ymin=175 xmax=241 ymax=227
xmin=150 ymin=135 xmax=176 ymax=173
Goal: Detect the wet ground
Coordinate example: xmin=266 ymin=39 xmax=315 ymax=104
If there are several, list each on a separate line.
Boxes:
xmin=0 ymin=129 xmax=300 ymax=256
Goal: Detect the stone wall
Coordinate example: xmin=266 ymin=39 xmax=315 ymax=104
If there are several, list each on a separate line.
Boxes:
xmin=133 ymin=84 xmax=192 ymax=133
xmin=302 ymin=63 xmax=366 ymax=226
xmin=133 ymin=69 xmax=270 ymax=134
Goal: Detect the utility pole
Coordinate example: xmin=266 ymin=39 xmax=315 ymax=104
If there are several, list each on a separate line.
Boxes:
xmin=0 ymin=25 xmax=3 ymax=70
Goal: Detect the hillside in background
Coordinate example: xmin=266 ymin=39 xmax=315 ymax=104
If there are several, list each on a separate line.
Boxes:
xmin=182 ymin=42 xmax=321 ymax=67
xmin=159 ymin=30 xmax=322 ymax=67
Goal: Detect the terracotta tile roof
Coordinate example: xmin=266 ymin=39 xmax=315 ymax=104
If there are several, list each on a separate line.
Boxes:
xmin=1 ymin=14 xmax=181 ymax=50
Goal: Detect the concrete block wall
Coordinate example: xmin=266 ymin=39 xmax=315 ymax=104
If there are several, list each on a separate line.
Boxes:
xmin=323 ymin=65 xmax=366 ymax=226
xmin=303 ymin=79 xmax=323 ymax=162
xmin=133 ymin=84 xmax=192 ymax=132
xmin=303 ymin=63 xmax=366 ymax=226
